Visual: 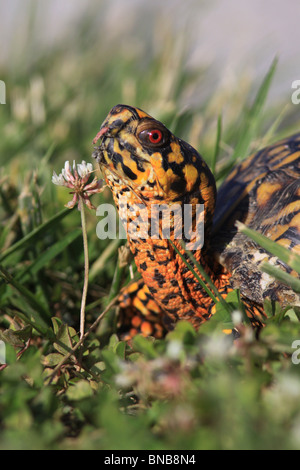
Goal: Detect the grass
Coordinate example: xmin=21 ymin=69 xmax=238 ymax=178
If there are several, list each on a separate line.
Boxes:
xmin=0 ymin=6 xmax=300 ymax=450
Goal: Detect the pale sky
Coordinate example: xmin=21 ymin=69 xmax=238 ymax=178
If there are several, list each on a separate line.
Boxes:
xmin=0 ymin=0 xmax=299 ymax=102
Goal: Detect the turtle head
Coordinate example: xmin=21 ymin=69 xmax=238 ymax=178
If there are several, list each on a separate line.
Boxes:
xmin=93 ymin=104 xmax=216 ymax=234
xmin=94 ymin=104 xmax=215 ymax=199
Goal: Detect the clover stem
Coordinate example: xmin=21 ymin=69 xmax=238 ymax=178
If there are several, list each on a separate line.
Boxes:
xmin=79 ymin=196 xmax=89 ymax=340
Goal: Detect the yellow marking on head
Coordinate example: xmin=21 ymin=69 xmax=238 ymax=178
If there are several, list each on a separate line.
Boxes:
xmin=167 ymin=142 xmax=185 ymax=164
xmin=103 ymin=107 xmax=135 ymax=133
xmin=155 ymin=167 xmax=177 ymax=194
xmin=182 ymin=164 xmax=198 ymax=192
xmin=150 ymin=152 xmax=163 ymax=165
xmin=256 ymin=182 xmax=282 ymax=207
xmin=112 ymin=138 xmax=122 ymax=154
xmin=136 ymin=167 xmax=152 ymax=187
xmin=110 ymin=139 xmax=151 ymax=187
xmin=119 ymin=129 xmax=139 ymax=149
xmin=150 ymin=152 xmax=167 ymax=188
xmin=154 ymin=165 xmax=167 ymax=183
xmin=136 ymin=108 xmax=151 ymax=119
xmin=200 ymin=171 xmax=209 ymax=188
xmin=198 ymin=172 xmax=215 ymax=213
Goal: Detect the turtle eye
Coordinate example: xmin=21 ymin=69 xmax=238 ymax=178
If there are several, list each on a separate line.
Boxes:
xmin=148 ymin=129 xmax=163 ymax=144
xmin=137 ymin=125 xmax=168 ymax=147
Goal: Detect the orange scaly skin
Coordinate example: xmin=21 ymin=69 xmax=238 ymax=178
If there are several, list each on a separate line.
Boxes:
xmin=93 ymin=104 xmax=300 ymax=338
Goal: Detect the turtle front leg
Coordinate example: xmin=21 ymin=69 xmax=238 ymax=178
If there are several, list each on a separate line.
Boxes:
xmin=117 ymin=278 xmax=167 ymax=340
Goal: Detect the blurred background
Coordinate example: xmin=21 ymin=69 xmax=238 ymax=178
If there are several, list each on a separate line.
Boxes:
xmin=1 ymin=0 xmax=300 ymax=173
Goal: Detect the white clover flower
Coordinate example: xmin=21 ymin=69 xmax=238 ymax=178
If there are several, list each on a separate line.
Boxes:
xmin=52 ymin=160 xmax=103 ymax=210
xmin=77 ymin=161 xmax=94 ymax=178
xmin=52 ymin=171 xmax=65 ymax=186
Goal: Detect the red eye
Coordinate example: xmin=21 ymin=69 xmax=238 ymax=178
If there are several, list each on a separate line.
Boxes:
xmin=137 ymin=124 xmax=168 ymax=147
xmin=148 ymin=129 xmax=163 ymax=144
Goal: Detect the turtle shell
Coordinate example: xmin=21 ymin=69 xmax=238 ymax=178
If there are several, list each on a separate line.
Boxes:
xmin=212 ymin=133 xmax=300 ymax=307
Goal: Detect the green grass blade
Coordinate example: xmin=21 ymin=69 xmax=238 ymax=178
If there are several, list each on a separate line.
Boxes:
xmin=231 ymin=57 xmax=278 ymax=162
xmin=89 ymin=239 xmax=120 ymax=282
xmin=215 ymin=58 xmax=278 ymax=183
xmin=211 ymin=113 xmax=222 ymax=175
xmin=5 ymin=306 xmax=50 ymax=336
xmin=0 ymin=213 xmax=19 ymax=251
xmin=169 ymin=239 xmax=218 ymax=304
xmin=181 ymin=243 xmax=236 ymax=314
xmin=0 ymin=265 xmax=51 ymax=325
xmin=0 ymin=207 xmax=74 ymax=263
xmin=16 ymin=228 xmax=82 ymax=282
xmin=261 ymin=262 xmax=300 ymax=293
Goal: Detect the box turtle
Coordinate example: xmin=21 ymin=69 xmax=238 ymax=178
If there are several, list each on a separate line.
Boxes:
xmin=93 ymin=104 xmax=300 ymax=339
